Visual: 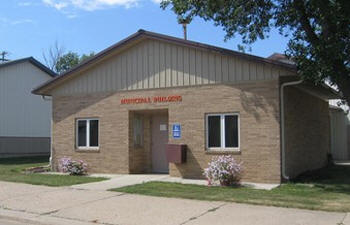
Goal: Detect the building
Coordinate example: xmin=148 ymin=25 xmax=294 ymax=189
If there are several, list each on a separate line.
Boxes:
xmin=33 ymin=30 xmax=337 ymax=183
xmin=329 ymin=100 xmax=350 ymax=161
xmin=0 ymin=57 xmax=55 ymax=157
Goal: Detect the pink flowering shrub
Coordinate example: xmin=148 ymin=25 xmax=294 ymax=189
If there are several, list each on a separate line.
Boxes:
xmin=58 ymin=157 xmax=88 ymax=176
xmin=203 ymin=155 xmax=243 ymax=186
xmin=58 ymin=157 xmax=71 ymax=173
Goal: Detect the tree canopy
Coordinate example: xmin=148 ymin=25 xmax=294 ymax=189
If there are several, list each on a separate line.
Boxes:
xmin=55 ymin=52 xmax=95 ymax=74
xmin=161 ymin=0 xmax=350 ymax=105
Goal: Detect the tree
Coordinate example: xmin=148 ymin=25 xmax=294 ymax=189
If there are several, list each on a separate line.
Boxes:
xmin=42 ymin=41 xmax=65 ymax=72
xmin=43 ymin=40 xmax=95 ymax=74
xmin=55 ymin=52 xmax=95 ymax=74
xmin=80 ymin=52 xmax=95 ymax=62
xmin=55 ymin=52 xmax=80 ymax=74
xmin=161 ymin=0 xmax=350 ymax=105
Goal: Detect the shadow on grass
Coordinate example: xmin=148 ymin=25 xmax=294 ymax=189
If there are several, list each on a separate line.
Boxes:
xmin=292 ymin=165 xmax=350 ymax=195
xmin=0 ymin=156 xmax=49 ymax=165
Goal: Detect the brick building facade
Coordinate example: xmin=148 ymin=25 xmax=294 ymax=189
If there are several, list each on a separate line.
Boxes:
xmin=34 ymin=30 xmax=337 ymax=183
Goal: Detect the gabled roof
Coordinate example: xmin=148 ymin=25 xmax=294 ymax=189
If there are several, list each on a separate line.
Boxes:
xmin=0 ymin=57 xmax=56 ymax=77
xmin=32 ymin=29 xmax=296 ymax=95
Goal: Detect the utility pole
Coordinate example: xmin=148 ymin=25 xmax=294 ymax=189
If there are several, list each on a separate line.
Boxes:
xmin=0 ymin=51 xmax=10 ymax=63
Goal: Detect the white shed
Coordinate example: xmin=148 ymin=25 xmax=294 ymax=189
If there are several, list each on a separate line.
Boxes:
xmin=0 ymin=57 xmax=55 ymax=157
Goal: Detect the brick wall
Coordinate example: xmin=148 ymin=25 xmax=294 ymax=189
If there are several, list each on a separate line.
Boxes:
xmin=52 ymin=80 xmax=281 ymax=183
xmin=284 ymin=86 xmax=330 ymax=178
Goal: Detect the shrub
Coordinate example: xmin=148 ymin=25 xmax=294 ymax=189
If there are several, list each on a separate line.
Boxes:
xmin=203 ymin=155 xmax=243 ymax=186
xmin=58 ymin=157 xmax=71 ymax=173
xmin=58 ymin=157 xmax=88 ymax=176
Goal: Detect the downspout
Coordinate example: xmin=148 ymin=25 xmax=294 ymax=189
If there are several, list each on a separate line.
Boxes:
xmin=280 ymin=80 xmax=303 ymax=180
xmin=41 ymin=95 xmax=53 ymax=168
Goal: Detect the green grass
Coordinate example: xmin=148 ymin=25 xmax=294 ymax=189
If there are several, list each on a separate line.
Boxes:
xmin=0 ymin=156 xmax=107 ymax=186
xmin=112 ymin=165 xmax=350 ymax=212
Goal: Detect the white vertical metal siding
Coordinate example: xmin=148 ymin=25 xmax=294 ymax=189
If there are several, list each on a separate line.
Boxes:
xmin=329 ymin=100 xmax=350 ymax=160
xmin=0 ymin=61 xmax=52 ymax=137
xmin=51 ymin=39 xmax=295 ymax=96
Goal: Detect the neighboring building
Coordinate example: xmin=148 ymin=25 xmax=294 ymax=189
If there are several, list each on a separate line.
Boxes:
xmin=33 ymin=30 xmax=338 ymax=183
xmin=0 ymin=57 xmax=55 ymax=157
xmin=329 ymin=100 xmax=350 ymax=161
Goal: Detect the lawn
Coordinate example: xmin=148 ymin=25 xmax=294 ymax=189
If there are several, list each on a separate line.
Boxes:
xmin=0 ymin=156 xmax=107 ymax=186
xmin=112 ymin=165 xmax=350 ymax=212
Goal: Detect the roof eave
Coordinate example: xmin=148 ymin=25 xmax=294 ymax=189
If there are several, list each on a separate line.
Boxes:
xmin=28 ymin=57 xmax=57 ymax=77
xmin=0 ymin=57 xmax=56 ymax=78
xmin=32 ymin=31 xmax=145 ymax=96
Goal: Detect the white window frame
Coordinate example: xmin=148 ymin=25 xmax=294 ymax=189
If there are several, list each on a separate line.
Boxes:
xmin=76 ymin=118 xmax=99 ymax=150
xmin=206 ymin=113 xmax=240 ymax=151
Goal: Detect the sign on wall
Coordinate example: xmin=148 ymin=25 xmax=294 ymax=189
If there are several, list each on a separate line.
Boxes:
xmin=172 ymin=124 xmax=181 ymax=139
xmin=120 ymin=95 xmax=182 ymax=105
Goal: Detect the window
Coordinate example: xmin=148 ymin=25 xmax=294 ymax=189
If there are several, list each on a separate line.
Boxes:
xmin=133 ymin=115 xmax=144 ymax=147
xmin=76 ymin=119 xmax=99 ymax=149
xmin=206 ymin=113 xmax=239 ymax=150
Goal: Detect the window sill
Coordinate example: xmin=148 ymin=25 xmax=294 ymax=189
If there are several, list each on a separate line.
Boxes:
xmin=205 ymin=149 xmax=241 ymax=155
xmin=75 ymin=147 xmax=100 ymax=153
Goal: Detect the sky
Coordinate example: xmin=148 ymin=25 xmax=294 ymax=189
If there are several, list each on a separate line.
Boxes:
xmin=0 ymin=0 xmax=290 ymax=65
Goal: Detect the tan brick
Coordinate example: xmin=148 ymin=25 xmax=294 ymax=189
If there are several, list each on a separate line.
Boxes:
xmin=52 ymin=81 xmax=281 ymax=183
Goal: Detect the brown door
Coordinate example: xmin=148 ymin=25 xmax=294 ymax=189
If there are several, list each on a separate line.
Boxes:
xmin=151 ymin=114 xmax=169 ymax=173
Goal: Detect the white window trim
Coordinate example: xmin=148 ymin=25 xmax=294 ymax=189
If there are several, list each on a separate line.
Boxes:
xmin=206 ymin=113 xmax=240 ymax=151
xmin=76 ymin=118 xmax=99 ymax=150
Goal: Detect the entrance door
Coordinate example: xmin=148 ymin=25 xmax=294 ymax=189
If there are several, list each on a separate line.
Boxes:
xmin=151 ymin=114 xmax=169 ymax=173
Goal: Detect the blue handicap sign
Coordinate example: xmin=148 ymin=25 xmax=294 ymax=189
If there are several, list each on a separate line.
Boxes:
xmin=172 ymin=124 xmax=181 ymax=139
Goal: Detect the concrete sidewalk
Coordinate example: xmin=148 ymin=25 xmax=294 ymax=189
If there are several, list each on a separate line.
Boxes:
xmin=0 ymin=181 xmax=348 ymax=225
xmin=71 ymin=174 xmax=171 ymax=190
xmin=70 ymin=174 xmax=279 ymax=191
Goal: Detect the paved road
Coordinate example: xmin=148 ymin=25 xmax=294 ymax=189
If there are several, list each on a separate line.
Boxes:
xmin=0 ymin=181 xmax=348 ymax=225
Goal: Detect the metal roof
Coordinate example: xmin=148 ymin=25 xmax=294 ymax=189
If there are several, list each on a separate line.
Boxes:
xmin=0 ymin=57 xmax=56 ymax=78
